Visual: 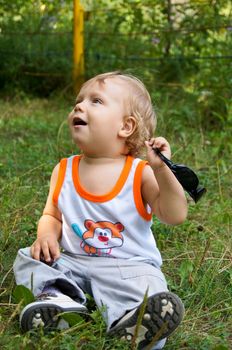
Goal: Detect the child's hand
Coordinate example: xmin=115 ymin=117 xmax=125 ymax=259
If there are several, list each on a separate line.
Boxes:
xmin=30 ymin=236 xmax=60 ymax=263
xmin=145 ymin=137 xmax=171 ymax=170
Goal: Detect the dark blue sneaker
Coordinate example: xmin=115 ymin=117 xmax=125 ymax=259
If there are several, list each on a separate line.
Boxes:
xmin=109 ymin=292 xmax=184 ymax=349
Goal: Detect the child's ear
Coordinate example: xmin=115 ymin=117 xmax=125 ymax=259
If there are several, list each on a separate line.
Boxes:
xmin=118 ymin=116 xmax=136 ymax=138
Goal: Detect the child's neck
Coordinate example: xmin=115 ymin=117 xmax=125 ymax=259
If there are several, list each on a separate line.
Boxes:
xmin=80 ymin=144 xmax=129 ymax=163
xmin=78 ymin=139 xmax=129 ymax=162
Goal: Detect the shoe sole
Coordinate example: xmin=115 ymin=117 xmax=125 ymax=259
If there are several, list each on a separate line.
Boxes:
xmin=20 ymin=302 xmax=87 ymax=332
xmin=109 ymin=292 xmax=184 ymax=349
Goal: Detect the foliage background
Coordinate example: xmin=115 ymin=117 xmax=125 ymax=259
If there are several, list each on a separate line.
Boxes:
xmin=0 ymin=0 xmax=231 ymax=129
xmin=0 ymin=0 xmax=231 ymax=349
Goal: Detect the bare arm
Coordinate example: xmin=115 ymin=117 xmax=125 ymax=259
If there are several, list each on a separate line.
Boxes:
xmin=142 ymin=137 xmax=188 ymax=225
xmin=31 ymin=163 xmax=62 ymax=262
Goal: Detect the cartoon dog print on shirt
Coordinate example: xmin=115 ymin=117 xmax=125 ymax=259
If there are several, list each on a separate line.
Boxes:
xmin=72 ymin=219 xmax=124 ymax=256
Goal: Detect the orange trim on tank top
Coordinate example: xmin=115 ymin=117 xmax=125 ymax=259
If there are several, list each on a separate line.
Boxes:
xmin=133 ymin=161 xmax=152 ymax=221
xmin=53 ymin=158 xmax=68 ymax=205
xmin=72 ymin=155 xmax=133 ymax=202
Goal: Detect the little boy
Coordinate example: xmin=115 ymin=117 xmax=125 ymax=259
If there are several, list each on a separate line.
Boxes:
xmin=14 ymin=71 xmax=187 ymax=349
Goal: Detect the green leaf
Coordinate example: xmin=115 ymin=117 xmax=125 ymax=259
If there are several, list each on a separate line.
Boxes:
xmin=60 ymin=312 xmax=85 ymax=327
xmin=12 ymin=285 xmax=35 ymax=306
xmin=179 ymin=260 xmax=194 ymax=285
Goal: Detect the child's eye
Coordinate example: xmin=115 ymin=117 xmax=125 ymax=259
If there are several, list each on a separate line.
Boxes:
xmin=92 ymin=98 xmax=102 ymax=104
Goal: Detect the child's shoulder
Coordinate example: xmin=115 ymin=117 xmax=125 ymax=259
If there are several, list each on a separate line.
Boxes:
xmin=55 ymin=154 xmax=81 ymax=169
xmin=51 ymin=154 xmax=82 ymax=178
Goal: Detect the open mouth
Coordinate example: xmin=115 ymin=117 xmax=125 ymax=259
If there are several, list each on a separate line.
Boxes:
xmin=73 ymin=117 xmax=87 ymax=126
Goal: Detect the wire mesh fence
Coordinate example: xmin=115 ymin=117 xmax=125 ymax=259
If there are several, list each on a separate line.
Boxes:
xmin=0 ymin=0 xmax=231 ymax=97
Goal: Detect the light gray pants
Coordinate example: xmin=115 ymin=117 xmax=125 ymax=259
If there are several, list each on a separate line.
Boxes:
xmin=14 ymin=247 xmax=168 ymax=349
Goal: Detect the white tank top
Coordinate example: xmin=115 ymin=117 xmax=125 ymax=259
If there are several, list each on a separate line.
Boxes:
xmin=53 ymin=155 xmax=162 ymax=267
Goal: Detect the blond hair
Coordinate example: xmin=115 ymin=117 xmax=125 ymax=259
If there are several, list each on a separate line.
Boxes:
xmin=81 ymin=71 xmax=156 ymax=157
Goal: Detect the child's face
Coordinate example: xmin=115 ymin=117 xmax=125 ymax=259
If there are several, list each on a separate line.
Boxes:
xmin=68 ymin=78 xmax=129 ymax=155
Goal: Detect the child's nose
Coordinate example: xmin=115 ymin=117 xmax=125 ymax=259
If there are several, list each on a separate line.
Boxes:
xmin=74 ymin=104 xmax=80 ymax=112
xmin=74 ymin=101 xmax=85 ymax=113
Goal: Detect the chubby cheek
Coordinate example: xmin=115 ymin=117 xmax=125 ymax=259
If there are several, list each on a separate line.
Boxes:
xmin=94 ymin=119 xmax=118 ymax=135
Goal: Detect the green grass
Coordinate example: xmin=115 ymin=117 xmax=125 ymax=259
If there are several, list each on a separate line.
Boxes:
xmin=0 ymin=95 xmax=231 ymax=350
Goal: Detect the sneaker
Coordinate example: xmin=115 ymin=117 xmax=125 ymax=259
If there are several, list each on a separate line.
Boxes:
xmin=109 ymin=292 xmax=184 ymax=350
xmin=20 ymin=292 xmax=88 ymax=332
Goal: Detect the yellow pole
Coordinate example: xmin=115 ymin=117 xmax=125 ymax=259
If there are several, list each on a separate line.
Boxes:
xmin=73 ymin=0 xmax=84 ymax=93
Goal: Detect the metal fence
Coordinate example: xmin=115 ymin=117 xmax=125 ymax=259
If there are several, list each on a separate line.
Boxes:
xmin=0 ymin=0 xmax=231 ymax=95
